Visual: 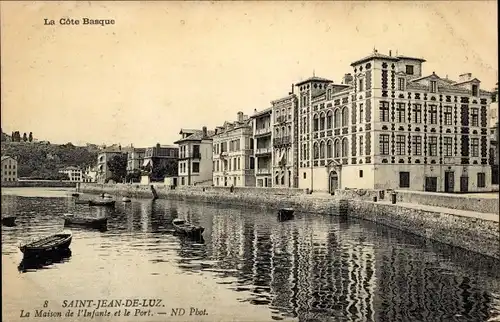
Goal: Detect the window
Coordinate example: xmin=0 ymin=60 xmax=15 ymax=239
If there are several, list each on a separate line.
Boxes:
xmin=472 ymin=84 xmax=479 ymax=97
xmin=313 ymin=115 xmax=319 ymax=131
xmin=429 ymin=136 xmax=438 ymax=156
xmin=406 ymin=65 xmax=414 ymax=75
xmin=359 ymin=136 xmax=364 ymax=156
xmin=429 ymin=105 xmax=437 ymax=124
xmin=430 ymin=81 xmax=437 ymax=93
xmin=380 ymin=101 xmax=390 ymax=122
xmin=413 ymin=135 xmax=422 ymax=155
xmin=413 ymin=104 xmax=422 ymax=123
xmin=359 ymin=104 xmax=364 ymax=122
xmin=319 ymin=114 xmax=325 ymax=130
xmin=398 ymin=78 xmax=405 ymax=91
xmin=313 ymin=143 xmax=319 ymax=159
xmin=359 ymin=79 xmax=364 ymax=91
xmin=399 ymin=172 xmax=410 ymax=188
xmin=471 ymin=108 xmax=479 ymax=127
xmin=327 ymin=141 xmax=332 ymax=158
xmin=326 ymin=111 xmax=333 ymax=129
xmin=341 ymin=138 xmax=348 ymax=157
xmin=250 ymin=157 xmax=255 ymax=169
xmin=303 ymin=172 xmax=306 ymax=179
xmin=477 ymin=172 xmax=485 ymax=188
xmin=359 ymin=170 xmax=363 ymax=178
xmin=320 ymin=141 xmax=325 ymax=159
xmin=396 ymin=103 xmax=405 ymax=123
xmin=444 ymin=137 xmax=453 ymax=156
xmin=471 ymin=138 xmax=479 ymax=157
xmin=396 ymin=135 xmax=406 ymax=155
xmin=342 ymin=107 xmax=349 ymax=127
xmin=334 ymin=140 xmax=340 ymax=158
xmin=444 ymin=106 xmax=453 ymax=125
xmin=380 ymin=134 xmax=390 ymax=155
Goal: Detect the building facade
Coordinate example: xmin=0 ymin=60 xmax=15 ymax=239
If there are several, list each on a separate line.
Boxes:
xmin=175 ymin=127 xmax=214 ymax=186
xmin=127 ymin=148 xmax=146 ymax=173
xmin=252 ymin=108 xmax=273 ymax=187
xmin=297 ymin=50 xmax=493 ymax=193
xmin=83 ymin=166 xmax=98 ymax=183
xmin=59 ymin=166 xmax=83 ymax=182
xmin=272 ymin=94 xmax=299 ymax=188
xmin=1 ymin=156 xmax=18 ymax=182
xmin=96 ymin=150 xmax=127 ymax=183
xmin=213 ymin=112 xmax=255 ymax=187
xmin=143 ymin=144 xmax=179 ymax=181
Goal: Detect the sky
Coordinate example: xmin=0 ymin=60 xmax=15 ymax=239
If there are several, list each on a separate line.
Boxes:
xmin=0 ymin=1 xmax=497 ymax=147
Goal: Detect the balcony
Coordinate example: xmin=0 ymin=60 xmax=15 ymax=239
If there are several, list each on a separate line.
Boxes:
xmin=255 ymin=147 xmax=272 ymax=155
xmin=273 ymin=136 xmax=291 ymax=147
xmin=256 ymin=168 xmax=271 ymax=175
xmin=255 ymin=127 xmax=271 ymax=136
xmin=179 ymin=152 xmax=201 ymax=159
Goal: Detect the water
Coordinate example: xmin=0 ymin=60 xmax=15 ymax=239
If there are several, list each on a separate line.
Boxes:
xmin=2 ymin=187 xmax=500 ymax=322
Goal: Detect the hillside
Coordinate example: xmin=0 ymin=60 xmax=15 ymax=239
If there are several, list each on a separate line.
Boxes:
xmin=1 ymin=141 xmax=98 ymax=179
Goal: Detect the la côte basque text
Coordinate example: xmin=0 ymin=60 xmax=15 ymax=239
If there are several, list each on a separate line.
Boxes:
xmin=44 ymin=18 xmax=115 ymax=26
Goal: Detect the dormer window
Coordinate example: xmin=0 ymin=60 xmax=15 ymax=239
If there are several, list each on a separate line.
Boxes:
xmin=398 ymin=78 xmax=405 ymax=91
xmin=406 ymin=65 xmax=414 ymax=75
xmin=472 ymin=84 xmax=479 ymax=97
xmin=430 ymin=80 xmax=437 ymax=93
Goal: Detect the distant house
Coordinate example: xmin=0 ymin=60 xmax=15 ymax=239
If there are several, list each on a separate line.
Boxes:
xmin=174 ymin=127 xmax=214 ymax=186
xmin=143 ymin=143 xmax=179 ymax=181
xmin=127 ymin=148 xmax=146 ymax=173
xmin=96 ymin=150 xmax=126 ymax=183
xmin=82 ymin=166 xmax=98 ymax=183
xmin=1 ymin=156 xmax=18 ymax=182
xmin=58 ymin=166 xmax=83 ymax=182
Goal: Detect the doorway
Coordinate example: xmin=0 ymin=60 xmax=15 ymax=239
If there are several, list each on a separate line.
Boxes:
xmin=460 ymin=176 xmax=469 ymax=192
xmin=425 ymin=177 xmax=437 ymax=192
xmin=444 ymin=171 xmax=454 ymax=192
xmin=329 ymin=171 xmax=339 ymax=193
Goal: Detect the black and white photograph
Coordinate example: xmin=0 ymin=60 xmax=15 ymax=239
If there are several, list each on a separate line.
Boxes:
xmin=1 ymin=1 xmax=499 ymax=321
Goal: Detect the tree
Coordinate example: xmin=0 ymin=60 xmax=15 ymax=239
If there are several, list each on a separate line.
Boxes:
xmin=29 ymin=132 xmax=33 ymax=142
xmin=107 ymin=154 xmax=127 ymax=183
xmin=126 ymin=169 xmax=142 ymax=183
xmin=22 ymin=132 xmax=27 ymax=142
xmin=151 ymin=160 xmax=178 ymax=182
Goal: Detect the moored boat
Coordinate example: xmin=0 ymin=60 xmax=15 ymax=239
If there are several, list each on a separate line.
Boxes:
xmin=122 ymin=197 xmax=131 ymax=202
xmin=19 ymin=231 xmax=72 ymax=256
xmin=2 ymin=216 xmax=17 ymax=226
xmin=71 ymin=193 xmax=80 ymax=197
xmin=172 ymin=219 xmax=204 ymax=237
xmin=277 ymin=208 xmax=295 ymax=221
xmin=63 ymin=214 xmax=107 ymax=229
xmin=88 ymin=199 xmax=115 ymax=207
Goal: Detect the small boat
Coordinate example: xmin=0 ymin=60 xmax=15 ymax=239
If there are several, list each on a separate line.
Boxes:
xmin=103 ymin=193 xmax=112 ymax=198
xmin=18 ymin=248 xmax=72 ymax=273
xmin=63 ymin=214 xmax=107 ymax=230
xmin=172 ymin=219 xmax=204 ymax=237
xmin=2 ymin=216 xmax=17 ymax=226
xmin=277 ymin=208 xmax=295 ymax=221
xmin=122 ymin=197 xmax=131 ymax=203
xmin=19 ymin=231 xmax=72 ymax=256
xmin=71 ymin=193 xmax=80 ymax=197
xmin=88 ymin=199 xmax=115 ymax=207
xmin=75 ymin=199 xmax=89 ymax=205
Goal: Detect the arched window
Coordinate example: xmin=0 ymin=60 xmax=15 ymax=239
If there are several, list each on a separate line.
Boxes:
xmin=342 ymin=107 xmax=349 ymax=127
xmin=276 ymin=128 xmax=280 ymax=137
xmin=313 ymin=114 xmax=319 ymax=131
xmin=334 ymin=140 xmax=340 ymax=158
xmin=319 ymin=112 xmax=325 ymax=131
xmin=320 ymin=141 xmax=325 ymax=158
xmin=313 ymin=142 xmax=319 ymax=159
xmin=342 ymin=137 xmax=349 ymax=157
xmin=288 ymin=125 xmax=292 ymax=137
xmin=326 ymin=110 xmax=333 ymax=129
xmin=282 ymin=126 xmax=286 ymax=137
xmin=327 ymin=140 xmax=333 ymax=158
xmin=334 ymin=109 xmax=340 ymax=128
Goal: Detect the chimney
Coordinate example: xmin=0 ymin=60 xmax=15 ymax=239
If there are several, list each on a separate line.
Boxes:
xmin=343 ymin=73 xmax=353 ymax=85
xmin=389 ymin=50 xmax=392 ymax=57
xmin=291 ymin=84 xmax=294 ymax=94
xmin=202 ymin=126 xmax=207 ymax=138
xmin=254 ymin=108 xmax=257 ymax=114
xmin=237 ymin=111 xmax=243 ymax=122
xmin=459 ymin=73 xmax=472 ymax=82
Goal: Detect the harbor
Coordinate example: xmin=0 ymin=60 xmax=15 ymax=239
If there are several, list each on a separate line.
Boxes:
xmin=2 ymin=187 xmax=500 ymax=321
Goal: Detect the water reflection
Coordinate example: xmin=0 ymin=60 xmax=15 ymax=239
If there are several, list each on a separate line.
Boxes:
xmin=2 ymin=190 xmax=500 ymax=322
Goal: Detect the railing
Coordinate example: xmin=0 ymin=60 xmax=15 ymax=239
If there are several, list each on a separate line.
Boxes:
xmin=256 ymin=168 xmax=271 ymax=174
xmin=255 ymin=127 xmax=271 ymax=136
xmin=255 ymin=147 xmax=272 ymax=155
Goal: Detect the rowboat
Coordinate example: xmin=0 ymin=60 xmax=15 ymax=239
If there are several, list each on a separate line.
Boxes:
xmin=172 ymin=219 xmax=204 ymax=237
xmin=2 ymin=216 xmax=16 ymax=226
xmin=71 ymin=193 xmax=80 ymax=197
xmin=19 ymin=231 xmax=72 ymax=256
xmin=18 ymin=248 xmax=72 ymax=272
xmin=122 ymin=197 xmax=131 ymax=202
xmin=277 ymin=208 xmax=295 ymax=221
xmin=63 ymin=214 xmax=107 ymax=230
xmin=88 ymin=199 xmax=115 ymax=207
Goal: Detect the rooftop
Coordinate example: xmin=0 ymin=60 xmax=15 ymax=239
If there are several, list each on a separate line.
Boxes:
xmin=295 ymin=76 xmax=333 ymax=86
xmin=174 ymin=129 xmax=215 ymax=144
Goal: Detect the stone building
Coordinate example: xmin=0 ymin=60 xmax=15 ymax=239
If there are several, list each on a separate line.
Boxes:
xmin=212 ymin=112 xmax=255 ymax=187
xmin=1 ymin=156 xmax=18 ymax=182
xmin=271 ymin=93 xmax=299 ymax=188
xmin=96 ymin=150 xmax=127 ymax=183
xmin=126 ymin=147 xmax=146 ymax=173
xmin=297 ymin=50 xmax=493 ymax=193
xmin=58 ymin=166 xmax=83 ymax=182
xmin=251 ymin=108 xmax=272 ymax=187
xmin=175 ymin=127 xmax=214 ymax=186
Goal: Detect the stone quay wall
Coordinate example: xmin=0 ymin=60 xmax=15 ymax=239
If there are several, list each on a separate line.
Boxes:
xmin=1 ymin=180 xmax=77 ymax=188
xmin=78 ymin=183 xmax=499 ymax=260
